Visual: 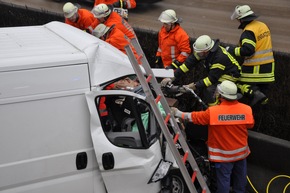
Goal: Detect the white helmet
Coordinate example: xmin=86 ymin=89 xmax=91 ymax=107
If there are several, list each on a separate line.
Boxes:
xmin=231 ymin=5 xmax=254 ymax=20
xmin=93 ymin=24 xmax=110 ymax=38
xmin=158 ymin=9 xmax=178 ymax=23
xmin=217 ymin=80 xmax=238 ymax=100
xmin=193 ymin=35 xmax=214 ymax=53
xmin=63 ymin=2 xmax=78 ymax=18
xmin=91 ymin=4 xmax=111 ymax=18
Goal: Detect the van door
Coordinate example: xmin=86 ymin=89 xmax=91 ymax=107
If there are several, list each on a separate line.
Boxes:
xmin=86 ymin=89 xmax=166 ymax=193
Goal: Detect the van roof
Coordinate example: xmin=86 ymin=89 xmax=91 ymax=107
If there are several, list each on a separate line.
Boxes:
xmin=0 ymin=21 xmax=135 ymax=86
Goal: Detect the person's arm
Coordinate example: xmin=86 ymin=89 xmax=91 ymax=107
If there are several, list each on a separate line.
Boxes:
xmin=171 ymin=107 xmax=210 ymax=125
xmin=174 ymin=30 xmax=191 ymax=64
xmin=195 ymin=62 xmax=225 ymax=89
xmin=174 ymin=53 xmax=200 ymax=80
xmin=228 ymin=30 xmax=256 ymax=58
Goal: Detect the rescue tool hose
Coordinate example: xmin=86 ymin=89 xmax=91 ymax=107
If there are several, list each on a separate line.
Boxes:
xmin=182 ymin=86 xmax=208 ymax=110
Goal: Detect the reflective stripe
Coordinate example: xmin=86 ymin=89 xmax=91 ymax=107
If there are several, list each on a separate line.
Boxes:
xmin=209 ymin=146 xmax=248 ymax=154
xmin=181 ymin=51 xmax=189 ymax=57
xmin=171 ymin=46 xmax=175 ymax=60
xmin=210 ymin=63 xmax=225 ymax=70
xmin=244 ymin=55 xmax=274 ymax=65
xmin=242 ymin=38 xmax=256 ymax=47
xmin=209 ymin=152 xmax=249 ymax=162
xmin=218 ymin=74 xmax=239 ymax=83
xmin=203 ymin=77 xmax=212 ymax=87
xmin=208 ymin=146 xmax=249 ymax=161
xmin=240 ymin=62 xmax=275 ymax=83
xmin=180 ymin=63 xmax=189 ymax=73
xmin=234 ymin=47 xmax=240 ymax=56
xmin=171 ymin=62 xmax=178 ymax=69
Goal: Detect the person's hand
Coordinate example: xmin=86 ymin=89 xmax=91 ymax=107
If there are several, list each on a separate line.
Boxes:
xmin=171 ymin=107 xmax=182 ymax=118
xmin=183 ymin=82 xmax=196 ymax=90
xmin=155 ymin=56 xmax=163 ymax=68
xmin=161 ymin=78 xmax=173 ymax=87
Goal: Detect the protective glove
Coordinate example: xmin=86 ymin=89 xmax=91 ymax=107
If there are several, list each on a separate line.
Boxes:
xmin=171 ymin=107 xmax=183 ymax=118
xmin=160 ymin=77 xmax=174 ymax=87
xmin=155 ymin=56 xmax=163 ymax=68
xmin=113 ymin=0 xmax=127 ymax=8
xmin=183 ymin=82 xmax=196 ymax=90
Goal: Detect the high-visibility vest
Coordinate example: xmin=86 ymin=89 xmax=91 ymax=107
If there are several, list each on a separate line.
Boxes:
xmin=208 ymin=101 xmax=254 ymax=162
xmin=243 ymin=21 xmax=274 ymax=66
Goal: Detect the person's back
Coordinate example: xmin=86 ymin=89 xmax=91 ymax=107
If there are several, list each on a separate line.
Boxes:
xmin=171 ymin=80 xmax=254 ymax=193
xmin=63 ymin=3 xmax=99 ymax=34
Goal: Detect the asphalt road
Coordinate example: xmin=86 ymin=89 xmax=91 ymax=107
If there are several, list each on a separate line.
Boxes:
xmin=1 ymin=0 xmax=290 ymax=53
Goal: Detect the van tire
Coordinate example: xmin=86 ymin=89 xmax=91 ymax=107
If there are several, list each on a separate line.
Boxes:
xmin=171 ymin=169 xmax=189 ymax=193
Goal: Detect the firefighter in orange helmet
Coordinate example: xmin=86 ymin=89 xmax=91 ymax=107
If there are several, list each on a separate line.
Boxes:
xmin=155 ymin=9 xmax=191 ymax=69
xmin=63 ymin=2 xmax=99 ymax=34
xmin=94 ymin=0 xmax=136 ymax=9
xmin=171 ymin=80 xmax=254 ymax=193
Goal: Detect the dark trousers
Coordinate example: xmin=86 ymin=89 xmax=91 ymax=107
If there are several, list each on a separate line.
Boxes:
xmin=214 ymin=159 xmax=247 ymax=193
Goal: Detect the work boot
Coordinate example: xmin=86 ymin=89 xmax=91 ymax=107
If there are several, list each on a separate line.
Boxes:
xmin=249 ymin=90 xmax=267 ymax=106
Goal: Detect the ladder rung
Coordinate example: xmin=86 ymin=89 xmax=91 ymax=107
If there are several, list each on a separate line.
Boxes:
xmin=183 ymin=151 xmax=189 ymax=163
xmin=173 ymin=132 xmax=180 ymax=144
xmin=137 ymin=54 xmax=143 ymax=63
xmin=146 ymin=74 xmax=152 ymax=83
xmin=191 ymin=170 xmax=197 ymax=182
xmin=164 ymin=114 xmax=170 ymax=124
xmin=155 ymin=95 xmax=161 ymax=103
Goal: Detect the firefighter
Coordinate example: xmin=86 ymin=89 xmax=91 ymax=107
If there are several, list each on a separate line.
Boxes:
xmin=94 ymin=0 xmax=136 ymax=9
xmin=155 ymin=9 xmax=191 ymax=69
xmin=92 ymin=23 xmax=139 ymax=60
xmin=171 ymin=80 xmax=254 ymax=193
xmin=161 ymin=35 xmax=241 ymax=106
xmin=227 ymin=5 xmax=275 ymax=106
xmin=63 ymin=2 xmax=99 ymax=34
xmin=91 ymin=3 xmax=137 ymax=40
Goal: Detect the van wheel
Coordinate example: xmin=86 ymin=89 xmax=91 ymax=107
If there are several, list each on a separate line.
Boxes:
xmin=171 ymin=169 xmax=189 ymax=193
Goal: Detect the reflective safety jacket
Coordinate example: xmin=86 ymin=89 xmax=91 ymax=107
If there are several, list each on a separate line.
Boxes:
xmin=190 ymin=100 xmax=254 ymax=162
xmin=65 ymin=9 xmax=99 ymax=34
xmin=94 ymin=0 xmax=136 ymax=9
xmin=156 ymin=24 xmax=191 ymax=68
xmin=104 ymin=11 xmax=136 ymax=40
xmin=105 ymin=26 xmax=139 ymax=60
xmin=175 ymin=40 xmax=241 ymax=88
xmin=232 ymin=20 xmax=275 ymax=83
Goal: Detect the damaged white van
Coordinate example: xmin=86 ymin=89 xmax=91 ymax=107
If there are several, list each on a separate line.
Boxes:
xmin=0 ymin=21 xmax=187 ymax=193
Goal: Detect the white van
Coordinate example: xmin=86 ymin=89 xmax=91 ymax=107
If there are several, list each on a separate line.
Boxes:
xmin=0 ymin=22 xmax=186 ymax=193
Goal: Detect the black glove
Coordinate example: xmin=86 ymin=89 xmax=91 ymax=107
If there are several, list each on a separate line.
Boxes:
xmin=113 ymin=0 xmax=127 ymax=8
xmin=155 ymin=56 xmax=163 ymax=68
xmin=171 ymin=60 xmax=182 ymax=69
